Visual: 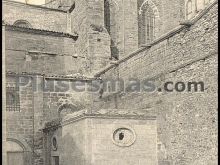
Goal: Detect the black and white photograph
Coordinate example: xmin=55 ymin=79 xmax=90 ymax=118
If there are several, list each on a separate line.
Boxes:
xmin=2 ymin=0 xmax=218 ymax=164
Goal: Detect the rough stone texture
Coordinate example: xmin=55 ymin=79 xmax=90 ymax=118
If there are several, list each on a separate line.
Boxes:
xmin=69 ymin=0 xmax=112 ymax=74
xmin=101 ymin=0 xmax=186 ymax=59
xmin=6 ymin=75 xmax=44 ymax=164
xmin=95 ymin=2 xmax=218 ymax=164
xmin=45 ymin=0 xmax=186 ymax=61
xmin=45 ymin=0 xmax=74 ymax=10
xmin=87 ymin=31 xmax=111 ymax=74
xmin=5 ymin=29 xmax=78 ymax=75
xmin=42 ymin=83 xmax=93 ymax=122
xmin=6 ymin=75 xmax=34 ymax=152
xmin=6 ymin=74 xmax=96 ymax=165
xmin=4 ymin=0 xmax=218 ymax=165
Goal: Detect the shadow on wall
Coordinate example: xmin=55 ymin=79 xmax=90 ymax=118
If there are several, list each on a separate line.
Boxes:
xmin=60 ymin=132 xmax=86 ymax=165
xmin=110 ymin=39 xmax=119 ymax=60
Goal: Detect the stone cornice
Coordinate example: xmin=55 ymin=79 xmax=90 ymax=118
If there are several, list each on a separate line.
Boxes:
xmin=61 ymin=109 xmax=156 ymax=126
xmin=5 ymin=24 xmax=78 ymax=41
xmin=62 ymin=114 xmax=156 ymax=126
xmin=6 ymin=71 xmax=97 ymax=81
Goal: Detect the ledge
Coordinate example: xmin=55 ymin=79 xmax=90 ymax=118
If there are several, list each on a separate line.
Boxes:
xmin=61 ymin=109 xmax=156 ymax=126
xmin=4 ymin=24 xmax=78 ymax=41
xmin=6 ymin=71 xmax=97 ymax=81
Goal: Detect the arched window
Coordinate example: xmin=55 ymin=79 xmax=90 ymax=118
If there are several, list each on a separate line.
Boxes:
xmin=138 ymin=2 xmax=155 ymax=46
xmin=13 ymin=20 xmax=31 ymax=28
xmin=186 ymin=0 xmax=193 ymax=19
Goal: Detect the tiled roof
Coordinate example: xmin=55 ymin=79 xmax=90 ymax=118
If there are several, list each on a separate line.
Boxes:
xmin=4 ymin=23 xmax=78 ymax=41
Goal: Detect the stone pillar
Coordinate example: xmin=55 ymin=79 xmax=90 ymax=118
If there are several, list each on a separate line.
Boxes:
xmin=33 ymin=75 xmax=45 ymax=165
xmin=87 ymin=0 xmax=105 ymax=27
xmin=88 ymin=29 xmax=111 ymax=74
xmin=85 ymin=0 xmax=112 ymax=74
xmin=66 ymin=11 xmax=72 ymax=33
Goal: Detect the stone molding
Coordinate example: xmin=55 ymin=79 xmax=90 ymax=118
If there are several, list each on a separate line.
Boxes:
xmin=6 ymin=71 xmax=96 ymax=81
xmin=61 ymin=109 xmax=156 ymax=126
xmin=6 ymin=137 xmax=32 ymax=152
xmin=5 ymin=24 xmax=78 ymax=40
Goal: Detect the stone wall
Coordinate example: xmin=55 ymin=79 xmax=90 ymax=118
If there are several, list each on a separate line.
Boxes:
xmin=61 ymin=119 xmax=87 ymax=165
xmin=42 ymin=78 xmax=94 ymax=122
xmin=5 ymin=29 xmax=78 ymax=75
xmin=4 ymin=0 xmax=218 ymax=165
xmin=45 ymin=0 xmax=74 ymax=10
xmin=43 ymin=0 xmax=186 ymax=60
xmin=60 ymin=112 xmax=157 ymax=165
xmin=70 ymin=0 xmax=111 ymax=74
xmin=3 ymin=1 xmax=68 ymax=32
xmin=95 ymin=1 xmax=218 ymax=164
xmin=6 ymin=75 xmax=34 ymax=158
xmin=6 ymin=75 xmax=44 ymax=165
xmin=4 ymin=0 xmax=112 ymax=75
xmin=103 ymin=0 xmax=186 ymax=59
xmin=6 ymin=74 xmax=98 ymax=165
xmin=87 ymin=117 xmax=157 ymax=165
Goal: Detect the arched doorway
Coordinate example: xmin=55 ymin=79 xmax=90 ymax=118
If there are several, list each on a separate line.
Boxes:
xmin=6 ymin=140 xmax=25 ymax=165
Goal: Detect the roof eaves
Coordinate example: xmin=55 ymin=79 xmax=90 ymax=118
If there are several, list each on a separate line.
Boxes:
xmin=5 ymin=24 xmax=78 ymax=41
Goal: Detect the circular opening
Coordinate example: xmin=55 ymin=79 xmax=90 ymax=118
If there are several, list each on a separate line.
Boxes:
xmin=112 ymin=127 xmax=136 ymax=147
xmin=51 ymin=136 xmax=58 ymax=151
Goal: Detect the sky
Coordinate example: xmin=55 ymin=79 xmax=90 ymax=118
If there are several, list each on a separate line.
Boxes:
xmin=14 ymin=0 xmax=46 ymax=5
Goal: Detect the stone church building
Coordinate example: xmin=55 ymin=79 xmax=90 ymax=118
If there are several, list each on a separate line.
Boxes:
xmin=2 ymin=0 xmax=218 ymax=164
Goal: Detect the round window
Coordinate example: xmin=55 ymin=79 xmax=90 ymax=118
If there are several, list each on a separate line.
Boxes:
xmin=112 ymin=127 xmax=136 ymax=147
xmin=51 ymin=136 xmax=58 ymax=151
